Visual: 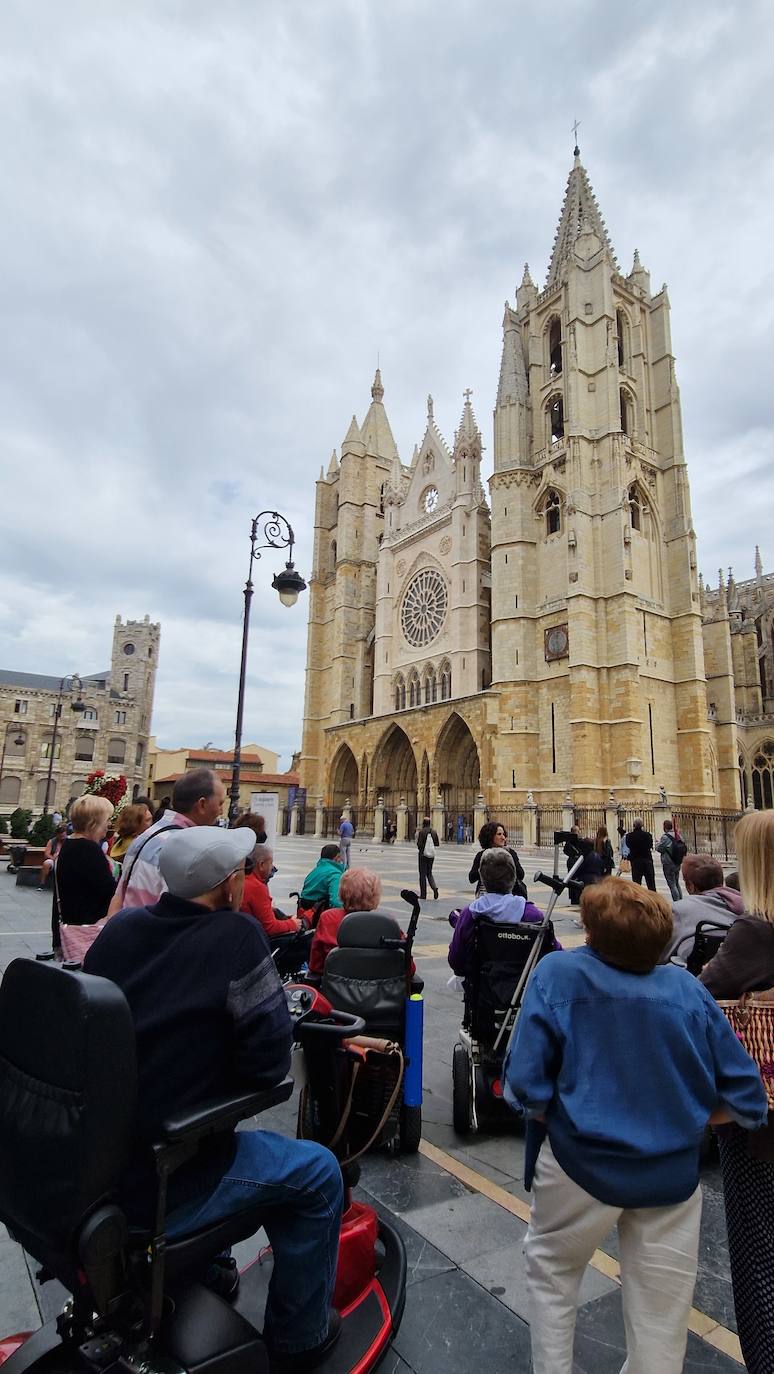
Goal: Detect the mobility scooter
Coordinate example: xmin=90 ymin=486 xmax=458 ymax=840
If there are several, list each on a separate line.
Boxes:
xmin=0 ymin=957 xmax=407 ymax=1374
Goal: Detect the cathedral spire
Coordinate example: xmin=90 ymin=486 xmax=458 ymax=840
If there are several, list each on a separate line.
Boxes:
xmin=371 ymin=367 xmax=384 ymax=402
xmin=546 ymin=155 xmax=618 ymax=287
xmin=756 ymin=545 xmax=764 ymax=582
xmin=360 ymin=369 xmax=398 ymax=461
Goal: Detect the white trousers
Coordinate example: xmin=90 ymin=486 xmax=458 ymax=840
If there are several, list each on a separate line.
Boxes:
xmin=525 ymin=1142 xmax=701 ymax=1374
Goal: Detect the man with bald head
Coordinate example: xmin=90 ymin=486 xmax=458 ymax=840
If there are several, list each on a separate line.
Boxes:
xmin=85 ymin=826 xmax=343 ymax=1370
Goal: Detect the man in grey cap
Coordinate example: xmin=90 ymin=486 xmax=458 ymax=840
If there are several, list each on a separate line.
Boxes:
xmin=85 ymin=827 xmax=343 ymax=1371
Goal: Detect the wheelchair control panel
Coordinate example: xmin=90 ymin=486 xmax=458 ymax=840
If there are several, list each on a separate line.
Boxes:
xmin=285 ymin=983 xmax=366 ymax=1040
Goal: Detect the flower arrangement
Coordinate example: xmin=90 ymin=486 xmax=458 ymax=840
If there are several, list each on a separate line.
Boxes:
xmin=83 ymin=770 xmax=128 ymax=812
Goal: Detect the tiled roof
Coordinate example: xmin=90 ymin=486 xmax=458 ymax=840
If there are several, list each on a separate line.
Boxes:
xmin=0 ymin=669 xmax=111 ymax=691
xmin=186 ymin=749 xmax=265 ymax=764
xmin=155 ymin=770 xmax=299 ymax=787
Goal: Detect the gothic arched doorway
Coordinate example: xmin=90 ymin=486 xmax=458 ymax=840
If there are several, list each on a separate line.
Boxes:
xmin=434 ymin=712 xmax=481 ymax=837
xmin=372 ymin=724 xmax=418 ymax=832
xmin=329 ymin=743 xmax=359 ymax=813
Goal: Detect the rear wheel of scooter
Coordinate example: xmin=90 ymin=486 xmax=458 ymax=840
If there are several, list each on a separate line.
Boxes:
xmin=452 ymin=1043 xmax=473 ymax=1135
xmin=399 ymin=1103 xmax=422 ymax=1154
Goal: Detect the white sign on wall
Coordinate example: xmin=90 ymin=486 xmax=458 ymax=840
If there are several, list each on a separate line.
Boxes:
xmin=250 ymin=792 xmax=279 ymax=844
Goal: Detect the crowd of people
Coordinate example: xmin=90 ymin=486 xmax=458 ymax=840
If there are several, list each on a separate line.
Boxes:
xmin=18 ymin=772 xmax=774 ymax=1372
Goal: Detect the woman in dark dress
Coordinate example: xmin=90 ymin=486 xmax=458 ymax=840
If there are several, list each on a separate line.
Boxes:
xmin=53 ymin=794 xmax=116 ymax=949
xmin=469 ymin=820 xmax=527 ymax=899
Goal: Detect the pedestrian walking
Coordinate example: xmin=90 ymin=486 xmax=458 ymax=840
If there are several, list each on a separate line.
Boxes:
xmin=416 ymin=816 xmax=440 ymax=900
xmin=625 ymin=817 xmax=656 ymax=890
xmin=338 ymin=813 xmax=354 ymax=868
xmin=656 ymin=819 xmax=686 ymax=900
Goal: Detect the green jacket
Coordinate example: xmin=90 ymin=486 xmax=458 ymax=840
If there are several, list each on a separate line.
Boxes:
xmin=299 ymin=857 xmax=343 ymax=909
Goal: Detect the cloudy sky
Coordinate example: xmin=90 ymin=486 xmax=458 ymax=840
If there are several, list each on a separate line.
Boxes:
xmin=0 ymin=0 xmax=772 ymax=768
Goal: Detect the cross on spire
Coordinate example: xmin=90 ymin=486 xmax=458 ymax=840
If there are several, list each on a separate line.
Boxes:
xmin=463 ymin=387 xmax=473 ymax=403
xmin=572 ymin=118 xmax=581 ymax=154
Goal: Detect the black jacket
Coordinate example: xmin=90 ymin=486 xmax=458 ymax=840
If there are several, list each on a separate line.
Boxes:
xmin=626 ymin=827 xmax=654 ymax=862
xmin=56 ymin=837 xmax=116 ymax=924
xmin=416 ymin=826 xmax=440 ymax=854
xmin=84 ymin=891 xmax=292 ymax=1216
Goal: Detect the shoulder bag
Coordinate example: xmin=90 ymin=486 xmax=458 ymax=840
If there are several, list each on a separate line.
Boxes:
xmin=718 ymin=989 xmax=774 ymax=1110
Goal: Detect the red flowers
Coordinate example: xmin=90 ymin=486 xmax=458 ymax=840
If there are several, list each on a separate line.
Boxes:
xmin=84 ymin=771 xmax=128 ymax=807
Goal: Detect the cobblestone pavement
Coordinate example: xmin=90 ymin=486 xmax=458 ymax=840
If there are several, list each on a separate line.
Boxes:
xmin=0 ymin=837 xmax=743 ymax=1370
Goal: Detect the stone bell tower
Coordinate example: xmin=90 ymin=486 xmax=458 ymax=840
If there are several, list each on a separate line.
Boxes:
xmin=488 ymin=145 xmax=719 ymax=804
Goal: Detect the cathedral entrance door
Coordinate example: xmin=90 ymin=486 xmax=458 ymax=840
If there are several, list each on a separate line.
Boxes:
xmin=435 ymin=713 xmax=481 ymax=842
xmin=372 ymin=723 xmax=418 ymax=833
xmin=329 ymin=743 xmax=359 ymax=818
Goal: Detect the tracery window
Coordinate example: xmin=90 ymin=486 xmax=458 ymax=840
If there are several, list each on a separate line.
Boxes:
xmin=541 ymin=488 xmax=562 ymax=537
xmin=752 ymin=742 xmax=774 ymax=809
xmin=439 ymin=661 xmax=452 ymax=700
xmin=400 ymin=569 xmax=448 ymax=648
xmin=548 ymin=395 xmax=565 ymax=444
xmin=628 ymin=483 xmax=646 ymax=532
xmin=548 ymin=317 xmax=562 ymax=377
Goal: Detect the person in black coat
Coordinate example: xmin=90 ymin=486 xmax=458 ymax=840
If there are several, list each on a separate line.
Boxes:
xmin=625 ymin=818 xmax=656 ymax=891
xmin=469 ymin=820 xmax=527 ymax=899
xmin=416 ymin=816 xmax=440 ymax=899
xmin=53 ymin=794 xmax=116 ymax=948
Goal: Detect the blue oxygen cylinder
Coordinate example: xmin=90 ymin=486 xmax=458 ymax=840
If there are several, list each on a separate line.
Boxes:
xmin=403 ymin=993 xmax=424 ymax=1107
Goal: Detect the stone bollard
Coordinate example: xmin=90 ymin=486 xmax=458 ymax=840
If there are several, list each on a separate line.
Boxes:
xmin=522 ymin=800 xmax=538 ymax=848
xmin=314 ymin=801 xmax=324 ymax=839
xmin=374 ymin=800 xmax=385 ymax=843
xmin=473 ymin=793 xmax=488 ymax=843
xmin=290 ymin=804 xmax=301 ymax=836
xmin=396 ymin=801 xmax=408 ymax=843
xmin=562 ymin=793 xmax=574 ymax=835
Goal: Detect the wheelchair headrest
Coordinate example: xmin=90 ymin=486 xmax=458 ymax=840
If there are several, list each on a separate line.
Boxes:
xmin=0 ymin=959 xmax=137 ymax=1255
xmin=338 ymin=909 xmax=402 ymax=948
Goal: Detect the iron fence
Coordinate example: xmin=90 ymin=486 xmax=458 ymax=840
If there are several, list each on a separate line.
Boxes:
xmin=491 ymin=807 xmax=524 ymax=847
xmin=572 ymin=805 xmax=607 ymax=838
xmin=671 ymin=808 xmax=743 ymax=861
xmin=441 ymin=810 xmax=474 ymax=843
xmin=536 ymin=805 xmax=563 ymax=846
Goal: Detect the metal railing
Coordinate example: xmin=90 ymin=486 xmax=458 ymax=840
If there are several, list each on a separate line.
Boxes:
xmin=671 ymin=809 xmax=743 ymax=861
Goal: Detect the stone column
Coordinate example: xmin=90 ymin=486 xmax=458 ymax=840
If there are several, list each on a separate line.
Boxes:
xmin=473 ymin=792 xmax=488 ymax=842
xmin=374 ymin=797 xmax=385 ymax=843
xmin=604 ymin=792 xmax=618 ymax=847
xmin=396 ymin=799 xmax=408 ymax=843
xmin=431 ymin=791 xmax=444 ymax=842
xmin=342 ymin=797 xmax=352 ymax=822
xmin=314 ymin=800 xmax=324 ymax=839
xmin=290 ymin=804 xmax=301 ymax=836
xmin=562 ymin=792 xmax=574 ymax=834
xmin=522 ymin=796 xmax=537 ymax=848
xmin=652 ymin=802 xmax=671 ymax=841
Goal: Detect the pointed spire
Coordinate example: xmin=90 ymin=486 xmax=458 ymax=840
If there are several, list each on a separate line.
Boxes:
xmin=427 ymin=394 xmax=434 ymax=422
xmin=497 ymin=306 xmax=528 ymax=406
xmin=342 ymin=416 xmax=361 ymax=446
xmin=319 ymin=465 xmax=325 ymax=480
xmin=327 ymin=448 xmax=339 ymax=476
xmin=546 ymin=155 xmax=618 ymax=287
xmin=756 ymin=545 xmax=764 ymax=581
xmin=360 ymin=370 xmax=398 ymax=461
xmin=718 ymin=568 xmax=725 ymax=593
xmin=521 ymin=262 xmax=534 ymax=289
xmin=455 ymin=388 xmax=481 ymax=450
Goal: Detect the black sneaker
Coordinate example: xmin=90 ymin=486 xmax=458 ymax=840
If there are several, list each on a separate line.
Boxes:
xmin=204 ymin=1254 xmax=240 ymax=1302
xmin=268 ymin=1311 xmax=341 ymax=1372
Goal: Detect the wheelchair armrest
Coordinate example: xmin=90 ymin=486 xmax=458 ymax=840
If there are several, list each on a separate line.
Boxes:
xmin=160 ymin=1079 xmax=294 ymax=1146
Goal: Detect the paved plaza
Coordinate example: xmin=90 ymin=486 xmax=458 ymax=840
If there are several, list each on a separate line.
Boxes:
xmin=0 ymin=836 xmax=744 ymax=1370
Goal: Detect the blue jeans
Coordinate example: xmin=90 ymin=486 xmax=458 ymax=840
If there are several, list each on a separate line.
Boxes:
xmin=166 ymin=1130 xmax=343 ymax=1354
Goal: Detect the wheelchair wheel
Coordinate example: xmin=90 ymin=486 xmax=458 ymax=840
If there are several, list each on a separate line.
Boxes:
xmin=400 ymin=1103 xmax=422 ymax=1154
xmin=452 ymin=1043 xmax=473 ymax=1135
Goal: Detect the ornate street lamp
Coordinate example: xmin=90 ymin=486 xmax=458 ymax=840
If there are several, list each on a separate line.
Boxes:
xmin=42 ymin=675 xmax=86 ymax=815
xmin=228 ymin=512 xmax=306 ymax=823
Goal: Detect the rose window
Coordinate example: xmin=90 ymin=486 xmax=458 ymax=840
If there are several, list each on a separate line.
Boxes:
xmin=400 ymin=569 xmax=448 ymax=647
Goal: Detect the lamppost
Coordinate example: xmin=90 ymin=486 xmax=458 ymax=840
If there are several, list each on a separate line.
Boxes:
xmin=229 ymin=512 xmax=306 ymax=823
xmin=0 ymin=726 xmax=26 ymax=813
xmin=43 ymin=675 xmax=86 ymax=815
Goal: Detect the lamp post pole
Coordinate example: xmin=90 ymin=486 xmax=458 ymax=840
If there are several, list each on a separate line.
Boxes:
xmin=43 ymin=675 xmax=85 ymax=815
xmin=228 ymin=512 xmax=306 ymax=824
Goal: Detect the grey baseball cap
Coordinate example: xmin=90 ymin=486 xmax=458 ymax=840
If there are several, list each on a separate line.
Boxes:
xmin=158 ymin=826 xmax=255 ymax=900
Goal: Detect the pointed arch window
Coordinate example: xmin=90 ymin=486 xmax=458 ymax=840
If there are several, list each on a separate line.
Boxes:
xmin=752 ymin=742 xmax=774 ymax=809
xmin=431 ymin=674 xmax=438 ymax=703
xmin=616 ymin=308 xmax=630 ymax=371
xmin=548 ymin=317 xmax=562 ymax=377
xmin=548 ymin=395 xmax=565 ymax=444
xmin=439 ymin=662 xmax=452 ymax=701
xmin=627 ymin=483 xmax=646 ymax=533
xmin=395 ymin=675 xmax=406 ymax=712
xmin=620 ymin=388 xmax=633 ymax=438
xmin=541 ymin=488 xmax=562 ymax=537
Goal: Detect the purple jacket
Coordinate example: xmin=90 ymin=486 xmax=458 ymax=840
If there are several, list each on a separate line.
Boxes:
xmin=448 ymin=892 xmax=554 ymax=976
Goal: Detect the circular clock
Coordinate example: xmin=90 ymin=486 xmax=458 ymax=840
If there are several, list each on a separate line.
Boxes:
xmin=546 ymin=626 xmax=569 ymax=659
xmin=423 ymin=486 xmax=439 ymax=514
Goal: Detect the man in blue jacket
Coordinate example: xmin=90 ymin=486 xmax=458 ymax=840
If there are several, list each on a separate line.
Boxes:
xmin=504 ymin=877 xmax=767 ymax=1374
xmin=85 ymin=827 xmax=342 ymax=1373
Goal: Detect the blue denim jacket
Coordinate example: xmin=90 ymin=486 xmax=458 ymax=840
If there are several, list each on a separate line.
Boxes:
xmin=504 ymin=946 xmax=768 ymax=1207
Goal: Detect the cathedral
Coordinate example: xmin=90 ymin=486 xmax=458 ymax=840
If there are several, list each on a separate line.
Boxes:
xmin=299 ymin=150 xmax=773 ymax=829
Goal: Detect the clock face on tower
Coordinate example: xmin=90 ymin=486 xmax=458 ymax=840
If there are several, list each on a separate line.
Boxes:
xmin=422 ymin=486 xmax=439 ymax=514
xmin=544 ymin=624 xmax=569 ymax=661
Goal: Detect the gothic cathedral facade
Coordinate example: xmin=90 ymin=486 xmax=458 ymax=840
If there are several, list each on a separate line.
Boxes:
xmin=300 ymin=152 xmax=770 ymax=823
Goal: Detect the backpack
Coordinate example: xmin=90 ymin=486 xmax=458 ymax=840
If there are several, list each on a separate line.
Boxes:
xmin=670 ymin=837 xmax=687 ymax=864
xmin=423 ymin=832 xmax=435 ymax=859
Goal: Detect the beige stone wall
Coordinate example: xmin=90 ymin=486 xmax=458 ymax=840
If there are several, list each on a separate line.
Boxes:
xmin=0 ymin=615 xmax=159 ymax=817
